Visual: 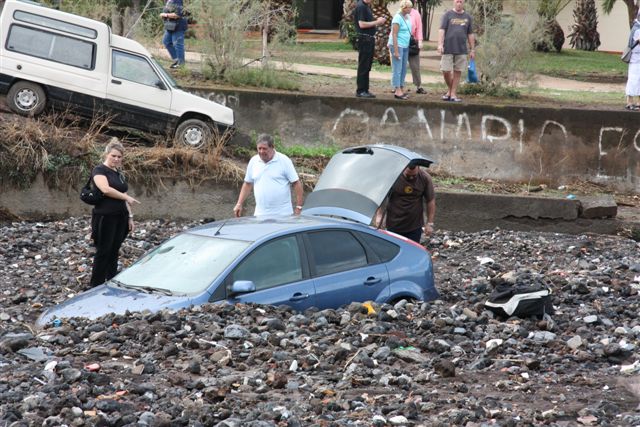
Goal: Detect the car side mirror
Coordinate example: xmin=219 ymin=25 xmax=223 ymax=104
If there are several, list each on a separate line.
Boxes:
xmin=155 ymin=80 xmax=167 ymax=90
xmin=231 ymin=280 xmax=255 ymax=294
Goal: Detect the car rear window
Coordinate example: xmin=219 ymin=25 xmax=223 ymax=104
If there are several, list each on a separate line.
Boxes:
xmin=306 ymin=230 xmax=367 ymax=277
xmin=357 ymin=231 xmax=400 ymax=263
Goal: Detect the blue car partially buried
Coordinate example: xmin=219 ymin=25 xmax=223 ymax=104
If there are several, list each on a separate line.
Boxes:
xmin=36 ymin=144 xmax=439 ymax=327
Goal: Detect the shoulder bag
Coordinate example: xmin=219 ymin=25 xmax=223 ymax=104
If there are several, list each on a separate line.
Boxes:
xmin=408 ymin=35 xmax=419 ymax=56
xmin=80 ymin=176 xmax=103 ymax=205
xmin=400 ymin=17 xmax=419 ymax=56
xmin=623 ymin=26 xmax=640 ymax=63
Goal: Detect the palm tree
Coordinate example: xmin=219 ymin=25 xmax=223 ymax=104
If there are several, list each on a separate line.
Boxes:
xmin=602 ymin=0 xmax=638 ymax=28
xmin=568 ymin=0 xmax=600 ymax=51
xmin=535 ymin=0 xmax=571 ymax=52
xmin=371 ymin=0 xmax=394 ymax=65
xmin=342 ymin=0 xmax=393 ymax=65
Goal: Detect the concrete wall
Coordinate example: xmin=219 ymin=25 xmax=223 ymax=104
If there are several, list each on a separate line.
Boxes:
xmin=195 ymin=88 xmax=640 ymax=193
xmin=0 ymin=173 xmax=625 ymax=236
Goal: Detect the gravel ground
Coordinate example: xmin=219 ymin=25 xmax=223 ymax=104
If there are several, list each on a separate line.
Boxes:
xmin=2 ymin=217 xmax=640 ymax=426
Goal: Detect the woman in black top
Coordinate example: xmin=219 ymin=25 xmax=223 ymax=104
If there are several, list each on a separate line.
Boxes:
xmin=89 ymin=139 xmax=140 ymax=287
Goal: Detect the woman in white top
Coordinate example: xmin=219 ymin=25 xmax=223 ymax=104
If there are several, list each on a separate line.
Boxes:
xmin=625 ymin=12 xmax=640 ymax=110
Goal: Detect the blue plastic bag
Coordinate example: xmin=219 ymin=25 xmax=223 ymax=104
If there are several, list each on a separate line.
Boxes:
xmin=467 ymin=58 xmax=478 ymax=83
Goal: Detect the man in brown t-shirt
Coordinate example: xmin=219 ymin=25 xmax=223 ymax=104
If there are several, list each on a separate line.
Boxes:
xmin=380 ymin=164 xmax=436 ymax=243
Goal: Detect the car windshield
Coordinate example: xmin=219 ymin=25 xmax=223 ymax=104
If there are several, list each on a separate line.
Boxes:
xmin=152 ymin=58 xmax=178 ymax=88
xmin=113 ymin=233 xmax=250 ymax=294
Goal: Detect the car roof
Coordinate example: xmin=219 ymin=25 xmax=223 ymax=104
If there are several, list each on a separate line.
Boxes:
xmin=187 ymin=215 xmax=361 ymax=242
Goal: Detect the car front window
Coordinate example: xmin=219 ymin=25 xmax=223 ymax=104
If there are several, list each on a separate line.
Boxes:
xmin=232 ymin=235 xmax=302 ymax=291
xmin=114 ymin=233 xmax=250 ymax=294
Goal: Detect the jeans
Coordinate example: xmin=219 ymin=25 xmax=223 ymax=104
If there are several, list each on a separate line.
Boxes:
xmin=163 ymin=29 xmax=185 ymax=64
xmin=356 ymin=36 xmax=375 ymax=94
xmin=390 ymin=46 xmax=409 ymax=89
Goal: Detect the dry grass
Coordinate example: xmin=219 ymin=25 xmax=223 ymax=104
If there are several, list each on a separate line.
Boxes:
xmin=0 ymin=113 xmax=244 ymax=192
xmin=0 ymin=113 xmax=97 ymax=189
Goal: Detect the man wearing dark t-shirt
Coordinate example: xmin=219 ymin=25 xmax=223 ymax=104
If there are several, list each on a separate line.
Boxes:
xmin=353 ymin=0 xmax=386 ymax=98
xmin=437 ymin=0 xmax=475 ymax=103
xmin=382 ymin=165 xmax=436 ymax=244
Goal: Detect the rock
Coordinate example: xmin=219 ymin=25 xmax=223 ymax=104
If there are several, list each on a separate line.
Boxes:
xmin=1 ymin=219 xmax=639 ymax=426
xmin=578 ymin=195 xmax=617 ymax=219
xmin=434 ymin=359 xmax=456 ymax=377
xmin=224 ymin=324 xmax=250 ymax=339
xmin=567 ymin=335 xmax=583 ymax=350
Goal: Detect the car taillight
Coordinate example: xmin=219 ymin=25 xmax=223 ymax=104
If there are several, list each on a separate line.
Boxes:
xmin=378 ymin=229 xmax=427 ymax=251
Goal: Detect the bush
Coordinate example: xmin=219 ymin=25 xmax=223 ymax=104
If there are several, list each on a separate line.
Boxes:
xmin=471 ymin=1 xmax=544 ymax=94
xmin=192 ymin=0 xmax=298 ymax=88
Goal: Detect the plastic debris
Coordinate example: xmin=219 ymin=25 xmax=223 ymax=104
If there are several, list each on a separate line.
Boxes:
xmin=362 ymin=301 xmax=376 ymax=315
xmin=84 ymin=363 xmax=101 ymax=372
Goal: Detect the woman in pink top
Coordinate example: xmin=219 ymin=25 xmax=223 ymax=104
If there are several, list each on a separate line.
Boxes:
xmin=408 ymin=7 xmax=426 ymax=94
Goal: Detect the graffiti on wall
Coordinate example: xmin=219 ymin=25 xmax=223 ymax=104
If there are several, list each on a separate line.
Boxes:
xmin=193 ymin=91 xmax=241 ymax=109
xmin=190 ymin=89 xmax=638 ymax=189
xmin=331 ymin=107 xmax=639 ymax=183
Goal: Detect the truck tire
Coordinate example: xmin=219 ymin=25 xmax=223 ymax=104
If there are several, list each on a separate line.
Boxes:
xmin=175 ymin=119 xmax=212 ymax=149
xmin=7 ymin=81 xmax=47 ymax=116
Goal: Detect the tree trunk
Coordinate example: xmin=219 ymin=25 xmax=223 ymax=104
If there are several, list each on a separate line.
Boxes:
xmin=625 ymin=0 xmax=637 ymax=28
xmin=262 ymin=14 xmax=270 ymax=66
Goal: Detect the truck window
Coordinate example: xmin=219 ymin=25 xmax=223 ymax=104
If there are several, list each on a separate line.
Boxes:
xmin=112 ymin=51 xmax=163 ymax=88
xmin=14 ymin=10 xmax=97 ymax=39
xmin=6 ymin=24 xmax=95 ymax=70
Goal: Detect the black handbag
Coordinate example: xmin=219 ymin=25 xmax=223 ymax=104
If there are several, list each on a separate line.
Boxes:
xmin=409 ymin=35 xmax=419 ymax=56
xmin=80 ymin=176 xmax=103 ymax=205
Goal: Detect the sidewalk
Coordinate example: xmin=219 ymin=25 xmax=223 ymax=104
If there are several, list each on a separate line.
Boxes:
xmin=152 ymin=43 xmax=625 ymax=94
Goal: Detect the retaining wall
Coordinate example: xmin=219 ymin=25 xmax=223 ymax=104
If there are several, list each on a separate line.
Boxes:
xmin=1 ymin=90 xmax=637 ymax=235
xmin=0 ymin=174 xmax=625 ymax=236
xmin=192 ymin=88 xmax=640 ymax=193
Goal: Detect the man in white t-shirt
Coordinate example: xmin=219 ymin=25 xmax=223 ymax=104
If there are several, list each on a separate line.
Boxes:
xmin=234 ymin=134 xmax=304 ymax=217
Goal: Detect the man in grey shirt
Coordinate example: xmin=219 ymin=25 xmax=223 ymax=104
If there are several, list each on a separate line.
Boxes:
xmin=437 ymin=0 xmax=475 ymax=102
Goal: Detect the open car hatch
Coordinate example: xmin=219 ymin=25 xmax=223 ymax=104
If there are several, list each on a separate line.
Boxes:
xmin=303 ymin=144 xmax=434 ymax=224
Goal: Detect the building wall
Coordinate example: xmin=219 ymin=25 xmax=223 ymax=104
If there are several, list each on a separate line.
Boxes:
xmin=387 ymin=0 xmax=631 ymax=52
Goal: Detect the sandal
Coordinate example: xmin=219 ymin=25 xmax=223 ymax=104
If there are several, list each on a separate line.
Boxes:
xmin=634 ymin=105 xmax=640 ymax=111
xmin=416 ymin=87 xmax=427 ymax=94
xmin=442 ymin=94 xmax=451 ymax=101
xmin=625 ymin=105 xmax=634 ymax=110
xmin=449 ymin=97 xmax=463 ymax=102
xmin=394 ymin=94 xmax=409 ymax=100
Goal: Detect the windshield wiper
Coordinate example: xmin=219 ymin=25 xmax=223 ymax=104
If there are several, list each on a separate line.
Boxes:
xmin=110 ymin=280 xmax=173 ymax=296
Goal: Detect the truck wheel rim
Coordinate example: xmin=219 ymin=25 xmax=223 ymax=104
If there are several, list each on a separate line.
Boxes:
xmin=15 ymin=89 xmax=38 ymax=111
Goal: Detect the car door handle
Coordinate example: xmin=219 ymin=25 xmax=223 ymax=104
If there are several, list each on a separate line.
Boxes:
xmin=289 ymin=293 xmax=309 ymax=301
xmin=111 ymin=79 xmax=122 ymax=85
xmin=364 ymin=277 xmax=382 ymax=286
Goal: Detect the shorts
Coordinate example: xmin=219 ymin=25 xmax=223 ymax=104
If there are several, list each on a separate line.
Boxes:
xmin=440 ymin=54 xmax=467 ymax=72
